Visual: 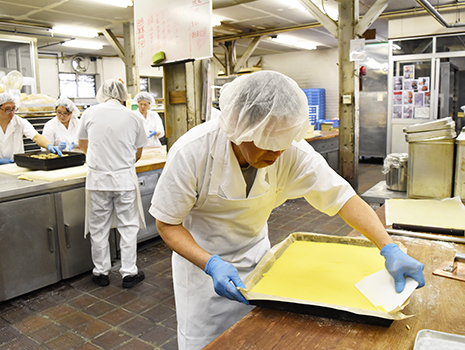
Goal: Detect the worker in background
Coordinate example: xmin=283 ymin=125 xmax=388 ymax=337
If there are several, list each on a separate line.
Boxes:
xmin=149 ymin=71 xmax=425 ymax=350
xmin=78 ymin=80 xmax=147 ymax=288
xmin=0 ymin=92 xmax=62 ymax=164
xmin=42 ymin=98 xmax=81 ymax=152
xmin=134 ymin=92 xmax=165 ymax=147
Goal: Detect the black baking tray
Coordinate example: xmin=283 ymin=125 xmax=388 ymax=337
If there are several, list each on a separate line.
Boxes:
xmin=14 ymin=151 xmax=86 ymax=170
xmin=250 ymin=299 xmax=394 ymax=327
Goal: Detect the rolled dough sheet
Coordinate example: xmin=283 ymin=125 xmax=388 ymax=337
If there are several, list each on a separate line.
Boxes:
xmin=0 ymin=163 xmax=35 ymax=175
xmin=25 ymin=164 xmax=88 ymax=181
xmin=385 ymin=198 xmax=465 ymax=230
xmin=250 ymin=241 xmax=386 ymax=312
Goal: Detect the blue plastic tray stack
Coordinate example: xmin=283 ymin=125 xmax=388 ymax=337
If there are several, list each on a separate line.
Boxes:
xmin=302 ymin=88 xmax=325 ymax=129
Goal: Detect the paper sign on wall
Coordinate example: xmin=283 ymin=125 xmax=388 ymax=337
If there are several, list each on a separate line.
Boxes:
xmin=134 ymin=0 xmax=212 ymax=69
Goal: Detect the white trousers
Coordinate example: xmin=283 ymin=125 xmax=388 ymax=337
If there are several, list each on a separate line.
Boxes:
xmin=87 ymin=190 xmax=139 ymax=278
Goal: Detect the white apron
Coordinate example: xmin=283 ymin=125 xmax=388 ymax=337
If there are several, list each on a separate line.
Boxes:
xmin=84 ymin=168 xmax=146 ymax=237
xmin=173 ymin=135 xmax=279 ymax=350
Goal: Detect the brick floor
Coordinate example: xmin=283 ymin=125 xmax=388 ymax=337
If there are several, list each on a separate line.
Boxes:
xmin=0 ymin=162 xmax=384 ymax=350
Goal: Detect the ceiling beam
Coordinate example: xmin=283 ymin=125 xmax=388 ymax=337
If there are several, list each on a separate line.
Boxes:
xmin=102 ymin=29 xmax=125 ymax=60
xmin=356 ymin=0 xmax=390 ymax=36
xmin=234 ymin=36 xmax=263 ymax=73
xmin=213 ymin=3 xmax=465 ymax=43
xmin=298 ymin=0 xmax=338 ymax=38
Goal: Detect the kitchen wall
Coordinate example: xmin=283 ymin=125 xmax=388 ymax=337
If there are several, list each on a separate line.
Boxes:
xmin=212 ymin=48 xmax=339 ymax=120
xmin=37 ymin=54 xmax=162 ymax=99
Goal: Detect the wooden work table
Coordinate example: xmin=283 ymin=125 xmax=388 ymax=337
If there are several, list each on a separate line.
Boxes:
xmin=135 ymin=146 xmax=167 ymax=173
xmin=203 ymin=206 xmax=465 ymax=350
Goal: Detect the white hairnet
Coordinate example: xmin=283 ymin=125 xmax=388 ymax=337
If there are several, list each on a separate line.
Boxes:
xmin=219 ymin=71 xmax=310 ymax=151
xmin=56 ymin=98 xmax=80 ymax=119
xmin=135 ymin=92 xmax=155 ymax=105
xmin=0 ymin=92 xmax=18 ymax=107
xmin=96 ymin=79 xmax=129 ymax=103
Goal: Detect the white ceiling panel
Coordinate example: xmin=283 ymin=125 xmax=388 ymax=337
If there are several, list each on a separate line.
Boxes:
xmin=0 ymin=0 xmax=463 ymax=59
xmin=0 ymin=3 xmax=37 ymax=18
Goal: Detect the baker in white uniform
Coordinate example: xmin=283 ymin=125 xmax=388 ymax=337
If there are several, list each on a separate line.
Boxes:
xmin=78 ymin=80 xmax=147 ymax=288
xmin=149 ymin=71 xmax=425 ymax=350
xmin=0 ymin=92 xmax=63 ymax=164
xmin=42 ymin=98 xmax=81 ymax=152
xmin=134 ymin=92 xmax=165 ymax=148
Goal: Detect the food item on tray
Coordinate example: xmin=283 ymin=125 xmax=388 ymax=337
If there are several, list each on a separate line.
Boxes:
xmin=30 ymin=153 xmax=69 ymax=159
xmin=18 ymin=94 xmax=56 ymax=113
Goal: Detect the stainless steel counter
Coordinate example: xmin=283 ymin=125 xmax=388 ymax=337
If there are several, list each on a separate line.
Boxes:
xmin=361 ymin=180 xmax=407 ymax=206
xmin=0 ymin=165 xmax=162 ymax=301
xmin=0 ymin=173 xmax=85 ymax=203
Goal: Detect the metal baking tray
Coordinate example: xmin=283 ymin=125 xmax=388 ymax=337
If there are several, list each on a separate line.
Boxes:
xmin=239 ymin=233 xmax=411 ymax=327
xmin=14 ymin=151 xmax=86 ymax=170
xmin=414 ymin=329 xmax=465 ymax=350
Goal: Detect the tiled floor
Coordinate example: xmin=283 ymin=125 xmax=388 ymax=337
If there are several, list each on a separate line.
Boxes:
xmin=0 ymin=160 xmax=385 ymax=350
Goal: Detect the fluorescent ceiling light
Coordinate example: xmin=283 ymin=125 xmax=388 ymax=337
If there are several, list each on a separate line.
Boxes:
xmin=212 ymin=17 xmax=222 ymax=27
xmin=50 ymin=26 xmax=98 ymax=38
xmin=279 ymin=0 xmax=307 ymax=11
xmin=62 ymin=40 xmax=103 ymax=50
xmin=270 ymin=35 xmax=318 ymax=50
xmin=91 ymin=0 xmax=133 ymax=7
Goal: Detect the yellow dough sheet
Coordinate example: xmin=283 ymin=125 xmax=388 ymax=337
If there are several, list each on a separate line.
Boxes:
xmin=240 ymin=232 xmax=410 ymax=321
xmin=385 ymin=197 xmax=465 ymax=229
xmin=250 ymin=240 xmax=384 ymax=312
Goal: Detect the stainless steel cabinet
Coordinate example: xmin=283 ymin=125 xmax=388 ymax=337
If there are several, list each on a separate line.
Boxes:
xmin=137 ymin=169 xmax=161 ymax=242
xmin=55 ymin=188 xmax=93 ymax=279
xmin=310 ymin=137 xmax=339 ymax=172
xmin=0 ymin=194 xmax=61 ymax=301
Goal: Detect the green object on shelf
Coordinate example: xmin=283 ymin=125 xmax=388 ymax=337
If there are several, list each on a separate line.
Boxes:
xmin=152 ymin=51 xmax=166 ymax=65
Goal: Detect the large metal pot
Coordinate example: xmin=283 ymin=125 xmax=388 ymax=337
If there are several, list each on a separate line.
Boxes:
xmin=383 ymin=153 xmax=408 ymax=192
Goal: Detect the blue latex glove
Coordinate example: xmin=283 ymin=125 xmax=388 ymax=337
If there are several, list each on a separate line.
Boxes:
xmin=380 ymin=243 xmax=425 ymax=293
xmin=69 ymin=142 xmax=77 ymax=151
xmin=59 ymin=142 xmax=67 ymax=150
xmin=204 ymin=255 xmax=249 ymax=305
xmin=47 ymin=144 xmax=63 ymax=157
xmin=0 ymin=158 xmax=14 ymax=164
xmin=148 ymin=130 xmax=158 ymax=138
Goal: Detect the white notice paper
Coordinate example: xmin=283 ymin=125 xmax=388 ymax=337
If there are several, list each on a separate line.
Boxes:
xmin=355 ymin=269 xmax=418 ymax=313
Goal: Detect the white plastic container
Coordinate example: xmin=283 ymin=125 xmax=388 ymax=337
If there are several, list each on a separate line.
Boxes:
xmin=454 ymin=127 xmax=465 ymax=201
xmin=407 ymin=140 xmax=455 ymax=199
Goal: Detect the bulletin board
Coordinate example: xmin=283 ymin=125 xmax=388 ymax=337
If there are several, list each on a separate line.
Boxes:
xmin=133 ymin=0 xmax=212 ymax=69
xmin=392 ymin=65 xmax=430 ymax=120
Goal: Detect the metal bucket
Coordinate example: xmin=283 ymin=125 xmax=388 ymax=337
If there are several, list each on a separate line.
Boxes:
xmin=384 ymin=154 xmax=408 ymax=191
xmin=408 ymin=140 xmax=454 ymax=199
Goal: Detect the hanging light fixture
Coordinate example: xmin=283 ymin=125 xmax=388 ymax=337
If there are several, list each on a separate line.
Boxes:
xmin=49 ymin=27 xmax=99 ymax=38
xmin=62 ymin=40 xmax=103 ymax=50
xmin=270 ymin=35 xmax=318 ymax=50
xmin=91 ymin=0 xmax=133 ymax=8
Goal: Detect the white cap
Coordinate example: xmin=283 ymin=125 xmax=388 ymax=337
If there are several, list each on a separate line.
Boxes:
xmin=96 ymin=79 xmax=129 ymax=103
xmin=134 ymin=92 xmax=155 ymax=104
xmin=0 ymin=92 xmax=18 ymax=107
xmin=56 ymin=98 xmax=80 ymax=119
xmin=218 ymin=71 xmax=309 ymax=151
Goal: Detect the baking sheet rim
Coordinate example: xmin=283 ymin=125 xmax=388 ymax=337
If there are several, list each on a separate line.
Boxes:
xmin=240 ymin=232 xmax=410 ymax=321
xmin=414 ymin=329 xmax=465 ymax=349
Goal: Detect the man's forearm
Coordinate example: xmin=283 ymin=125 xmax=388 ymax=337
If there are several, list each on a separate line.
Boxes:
xmin=156 ymin=220 xmax=212 ymax=270
xmin=338 ymin=195 xmax=394 ymax=249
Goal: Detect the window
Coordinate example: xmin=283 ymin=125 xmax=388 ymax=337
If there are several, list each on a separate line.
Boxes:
xmin=140 ymin=77 xmax=149 ymax=92
xmin=59 ymin=73 xmax=96 ymax=98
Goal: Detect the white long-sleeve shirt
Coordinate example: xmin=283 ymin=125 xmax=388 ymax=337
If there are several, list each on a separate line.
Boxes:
xmin=0 ymin=115 xmax=38 ymax=160
xmin=135 ymin=109 xmax=165 ymax=147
